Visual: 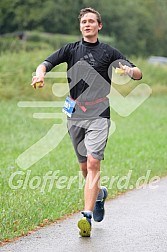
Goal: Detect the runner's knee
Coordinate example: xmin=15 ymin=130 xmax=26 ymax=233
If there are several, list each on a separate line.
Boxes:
xmin=87 ymin=155 xmax=100 ymax=170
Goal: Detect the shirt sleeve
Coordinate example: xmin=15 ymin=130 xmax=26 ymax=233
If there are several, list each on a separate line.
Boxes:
xmin=112 ymin=47 xmax=136 ymax=68
xmin=42 ymin=43 xmax=72 ymax=72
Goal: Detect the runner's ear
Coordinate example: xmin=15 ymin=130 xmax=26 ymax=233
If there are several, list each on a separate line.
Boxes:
xmin=98 ymin=23 xmax=102 ymax=31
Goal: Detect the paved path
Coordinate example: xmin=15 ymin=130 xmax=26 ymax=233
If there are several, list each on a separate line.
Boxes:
xmin=1 ymin=177 xmax=167 ymax=252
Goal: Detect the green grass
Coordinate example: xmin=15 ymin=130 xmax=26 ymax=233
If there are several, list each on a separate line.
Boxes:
xmin=0 ymin=96 xmax=167 ymax=242
xmin=0 ymin=49 xmax=167 ymax=242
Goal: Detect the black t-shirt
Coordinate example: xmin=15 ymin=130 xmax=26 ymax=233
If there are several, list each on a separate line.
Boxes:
xmin=43 ymin=39 xmax=136 ymax=120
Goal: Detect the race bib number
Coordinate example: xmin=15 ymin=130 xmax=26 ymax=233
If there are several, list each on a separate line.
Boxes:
xmin=62 ymin=96 xmax=76 ymax=117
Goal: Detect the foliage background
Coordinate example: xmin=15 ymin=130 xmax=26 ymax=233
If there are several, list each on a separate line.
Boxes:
xmin=1 ymin=0 xmax=167 ymax=56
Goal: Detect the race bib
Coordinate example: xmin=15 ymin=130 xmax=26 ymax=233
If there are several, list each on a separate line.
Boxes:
xmin=62 ymin=96 xmax=76 ymax=117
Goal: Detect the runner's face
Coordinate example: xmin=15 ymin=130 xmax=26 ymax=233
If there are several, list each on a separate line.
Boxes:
xmin=80 ymin=13 xmax=102 ymax=41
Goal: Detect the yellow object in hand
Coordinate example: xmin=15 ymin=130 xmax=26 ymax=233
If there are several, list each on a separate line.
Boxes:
xmin=35 ymin=81 xmax=42 ymax=87
xmin=115 ymin=68 xmax=125 ymax=74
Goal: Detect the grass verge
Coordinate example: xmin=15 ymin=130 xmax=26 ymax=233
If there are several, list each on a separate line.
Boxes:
xmin=0 ymin=95 xmax=167 ymax=242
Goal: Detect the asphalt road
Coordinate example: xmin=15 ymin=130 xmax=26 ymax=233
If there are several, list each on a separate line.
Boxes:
xmin=1 ymin=177 xmax=167 ymax=252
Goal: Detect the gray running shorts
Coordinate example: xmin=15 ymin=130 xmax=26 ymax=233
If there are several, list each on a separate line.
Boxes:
xmin=67 ymin=118 xmax=110 ymax=163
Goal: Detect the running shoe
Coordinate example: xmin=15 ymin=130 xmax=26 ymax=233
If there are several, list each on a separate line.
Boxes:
xmin=78 ymin=212 xmax=92 ymax=237
xmin=93 ymin=187 xmax=108 ymax=222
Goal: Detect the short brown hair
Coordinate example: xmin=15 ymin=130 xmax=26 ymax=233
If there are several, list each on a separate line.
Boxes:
xmin=78 ymin=7 xmax=102 ymax=24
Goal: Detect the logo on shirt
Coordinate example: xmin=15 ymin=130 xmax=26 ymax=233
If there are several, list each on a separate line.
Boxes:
xmin=80 ymin=53 xmax=97 ymax=67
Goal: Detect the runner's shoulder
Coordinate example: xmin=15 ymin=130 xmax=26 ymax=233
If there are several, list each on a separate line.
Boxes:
xmin=64 ymin=41 xmax=81 ymax=50
xmin=99 ymin=41 xmax=116 ymax=53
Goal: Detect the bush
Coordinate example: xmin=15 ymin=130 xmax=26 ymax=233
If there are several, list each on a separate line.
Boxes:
xmin=0 ymin=31 xmax=116 ymax=53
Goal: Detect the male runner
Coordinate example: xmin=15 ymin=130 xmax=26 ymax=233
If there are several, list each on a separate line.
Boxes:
xmin=31 ymin=7 xmax=142 ymax=237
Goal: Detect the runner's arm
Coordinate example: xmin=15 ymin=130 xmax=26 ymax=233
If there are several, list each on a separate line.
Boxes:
xmin=119 ymin=62 xmax=142 ymax=80
xmin=31 ymin=64 xmax=46 ymax=89
xmin=31 ymin=43 xmax=72 ymax=88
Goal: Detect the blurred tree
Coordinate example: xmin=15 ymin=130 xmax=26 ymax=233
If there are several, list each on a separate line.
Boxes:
xmin=0 ymin=0 xmax=167 ymax=56
xmin=144 ymin=0 xmax=167 ymax=56
xmin=0 ymin=0 xmax=18 ymax=33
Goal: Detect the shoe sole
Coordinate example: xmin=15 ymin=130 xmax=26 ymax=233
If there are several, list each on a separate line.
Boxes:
xmin=78 ymin=217 xmax=91 ymax=237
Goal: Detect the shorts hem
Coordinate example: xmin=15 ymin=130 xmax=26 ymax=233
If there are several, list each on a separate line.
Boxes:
xmin=88 ymin=152 xmax=104 ymax=161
